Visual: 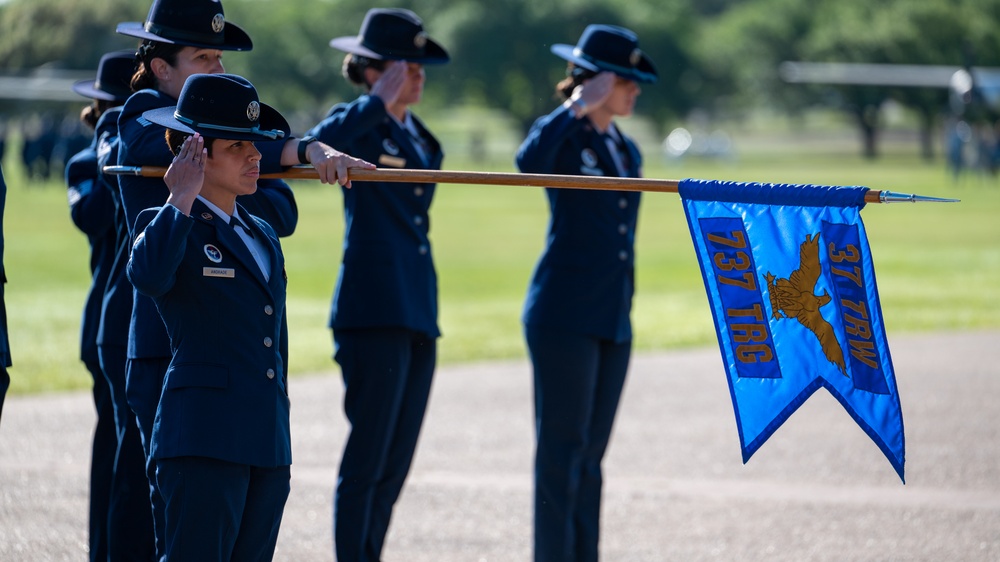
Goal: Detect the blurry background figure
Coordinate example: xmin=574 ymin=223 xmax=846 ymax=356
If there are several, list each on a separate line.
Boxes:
xmin=64 ymin=49 xmax=135 ymax=562
xmin=0 ymin=161 xmax=10 ymax=425
xmin=515 ymin=24 xmax=658 ymax=562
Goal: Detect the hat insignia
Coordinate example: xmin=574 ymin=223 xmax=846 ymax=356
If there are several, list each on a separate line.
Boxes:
xmin=629 ymin=48 xmax=642 ymax=67
xmin=414 ymin=31 xmax=428 ymax=49
xmin=247 ymin=101 xmax=260 ymax=122
xmin=211 ymin=14 xmax=225 ymax=34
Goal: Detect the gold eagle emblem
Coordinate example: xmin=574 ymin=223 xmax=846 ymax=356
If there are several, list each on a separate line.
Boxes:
xmin=764 ymin=233 xmax=847 ymax=376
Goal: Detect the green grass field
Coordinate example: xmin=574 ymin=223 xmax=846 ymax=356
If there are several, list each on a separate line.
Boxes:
xmin=4 ymin=111 xmax=999 ymax=395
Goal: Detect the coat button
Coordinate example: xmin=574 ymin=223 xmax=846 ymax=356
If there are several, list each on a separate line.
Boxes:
xmin=418 ymin=244 xmax=428 ymax=255
xmin=414 ymin=215 xmax=423 ymax=226
xmin=414 ymin=187 xmax=424 ymax=196
xmin=264 ymin=305 xmax=274 ymax=315
xmin=263 ymin=337 xmax=273 ymax=348
xmin=266 ymin=369 xmax=275 ymax=380
xmin=618 ymin=198 xmax=628 ymax=209
xmin=618 ymin=223 xmax=628 ymax=235
xmin=618 ymin=250 xmax=628 ymax=261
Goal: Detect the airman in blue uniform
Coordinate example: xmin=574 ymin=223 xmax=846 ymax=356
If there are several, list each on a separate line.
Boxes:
xmin=127 ymin=73 xmax=295 ymax=561
xmin=66 ymin=49 xmax=136 ymax=562
xmin=112 ymin=1 xmax=368 ymax=558
xmin=305 ymin=8 xmax=448 ymax=561
xmin=515 ymin=24 xmax=659 ymax=562
xmin=0 ymin=162 xmax=9 ymax=424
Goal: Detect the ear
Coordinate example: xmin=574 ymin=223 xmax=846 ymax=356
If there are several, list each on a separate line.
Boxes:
xmin=150 ymin=57 xmax=172 ymax=82
xmin=362 ymin=66 xmax=381 ymax=90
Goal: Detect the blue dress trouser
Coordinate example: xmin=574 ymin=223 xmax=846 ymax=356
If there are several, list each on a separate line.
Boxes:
xmin=157 ymin=456 xmax=290 ymax=561
xmin=85 ymin=357 xmax=116 ymax=562
xmin=333 ymin=327 xmax=436 ymax=562
xmin=126 ymin=356 xmax=170 ymax=561
xmin=525 ymin=324 xmax=631 ymax=562
xmin=98 ymin=343 xmax=155 ymax=561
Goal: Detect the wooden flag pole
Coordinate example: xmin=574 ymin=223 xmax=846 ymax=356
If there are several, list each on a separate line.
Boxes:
xmin=102 ymin=165 xmax=960 ymax=204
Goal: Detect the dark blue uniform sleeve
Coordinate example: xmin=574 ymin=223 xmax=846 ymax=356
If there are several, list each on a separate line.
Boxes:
xmin=126 ymin=205 xmax=192 ymax=299
xmin=307 ymin=95 xmax=389 ymax=151
xmin=515 ymin=105 xmax=585 ymax=174
xmin=66 ymin=143 xmax=115 ymax=238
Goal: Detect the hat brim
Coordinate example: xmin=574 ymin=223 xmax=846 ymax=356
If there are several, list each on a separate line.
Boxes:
xmin=550 ymin=43 xmax=658 ymax=84
xmin=116 ymin=21 xmax=254 ymax=52
xmin=141 ymin=103 xmax=290 ymax=143
xmin=328 ymin=36 xmax=450 ymax=65
xmin=72 ymin=80 xmax=130 ymax=103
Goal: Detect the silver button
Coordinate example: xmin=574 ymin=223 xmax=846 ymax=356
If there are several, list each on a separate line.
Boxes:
xmin=414 ymin=215 xmax=423 ymax=226
xmin=618 ymin=250 xmax=628 ymax=261
xmin=418 ymin=245 xmax=428 ymax=255
xmin=618 ymin=223 xmax=628 ymax=235
xmin=263 ymin=337 xmax=273 ymax=348
xmin=264 ymin=305 xmax=274 ymax=315
xmin=414 ymin=187 xmax=424 ymax=196
xmin=618 ymin=198 xmax=628 ymax=209
xmin=266 ymin=368 xmax=275 ymax=380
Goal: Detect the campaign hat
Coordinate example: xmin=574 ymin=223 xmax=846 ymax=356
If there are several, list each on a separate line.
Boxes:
xmin=329 ymin=8 xmax=449 ymax=65
xmin=142 ymin=74 xmax=289 ymax=141
xmin=551 ymin=24 xmax=658 ymax=84
xmin=72 ymin=50 xmax=136 ymax=103
xmin=116 ymin=0 xmax=253 ymax=51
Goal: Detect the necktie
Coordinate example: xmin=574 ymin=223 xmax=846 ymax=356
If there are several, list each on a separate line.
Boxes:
xmin=230 ymin=214 xmax=254 ymax=239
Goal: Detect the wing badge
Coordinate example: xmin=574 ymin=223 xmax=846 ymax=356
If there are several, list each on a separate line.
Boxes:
xmin=764 ymin=233 xmax=848 ymax=376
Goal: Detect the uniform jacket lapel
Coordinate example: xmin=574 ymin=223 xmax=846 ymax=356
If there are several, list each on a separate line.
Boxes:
xmin=193 ymin=200 xmax=270 ymax=292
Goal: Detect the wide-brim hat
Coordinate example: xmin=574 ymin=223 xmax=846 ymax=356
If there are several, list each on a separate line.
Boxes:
xmin=142 ymin=74 xmax=289 ymax=142
xmin=72 ymin=50 xmax=136 ymax=103
xmin=329 ymin=8 xmax=449 ymax=65
xmin=117 ymin=0 xmax=253 ymax=51
xmin=551 ymin=24 xmax=658 ymax=84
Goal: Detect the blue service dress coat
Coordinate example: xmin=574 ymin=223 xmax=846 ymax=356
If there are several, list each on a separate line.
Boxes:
xmin=516 ymin=104 xmax=641 ymax=342
xmin=307 ymin=94 xmax=441 ymax=338
xmin=127 ymin=200 xmax=291 ymax=468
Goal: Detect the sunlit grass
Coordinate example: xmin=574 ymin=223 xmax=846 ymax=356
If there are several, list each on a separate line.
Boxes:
xmin=3 ymin=110 xmax=998 ymax=394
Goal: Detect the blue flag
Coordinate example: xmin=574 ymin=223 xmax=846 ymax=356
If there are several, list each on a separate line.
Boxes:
xmin=679 ymin=179 xmax=905 ymax=481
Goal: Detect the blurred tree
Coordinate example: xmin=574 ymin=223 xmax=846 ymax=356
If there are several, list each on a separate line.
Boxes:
xmin=0 ymin=0 xmax=139 ymax=69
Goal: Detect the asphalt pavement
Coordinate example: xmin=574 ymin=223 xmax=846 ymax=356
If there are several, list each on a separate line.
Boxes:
xmin=2 ymin=331 xmax=999 ymax=561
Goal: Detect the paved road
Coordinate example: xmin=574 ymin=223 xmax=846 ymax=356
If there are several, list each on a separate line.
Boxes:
xmin=2 ymin=331 xmax=999 ymax=561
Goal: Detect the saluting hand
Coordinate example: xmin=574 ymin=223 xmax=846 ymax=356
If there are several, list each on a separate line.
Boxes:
xmin=568 ymin=71 xmax=616 ymax=118
xmin=164 ymin=133 xmax=205 ymax=215
xmin=305 ymin=142 xmax=376 ymax=188
xmin=369 ymin=61 xmax=407 ymax=109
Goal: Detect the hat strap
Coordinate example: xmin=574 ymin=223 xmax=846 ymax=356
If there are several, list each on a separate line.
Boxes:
xmin=145 ymin=21 xmax=224 ymax=46
xmin=175 ymin=113 xmax=286 ymax=140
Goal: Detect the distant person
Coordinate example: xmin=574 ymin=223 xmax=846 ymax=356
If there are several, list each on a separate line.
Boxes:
xmin=515 ymin=24 xmax=658 ymax=562
xmin=113 ymin=0 xmax=367 ymax=557
xmin=127 ymin=73 xmax=294 ymax=561
xmin=0 ymin=162 xmax=10 ymax=424
xmin=65 ymin=49 xmax=135 ymax=562
xmin=305 ymin=8 xmax=448 ymax=560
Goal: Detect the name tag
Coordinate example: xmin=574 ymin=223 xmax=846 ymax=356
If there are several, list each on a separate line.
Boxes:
xmin=378 ymin=154 xmax=406 ymax=168
xmin=203 ymin=267 xmax=235 ymax=278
